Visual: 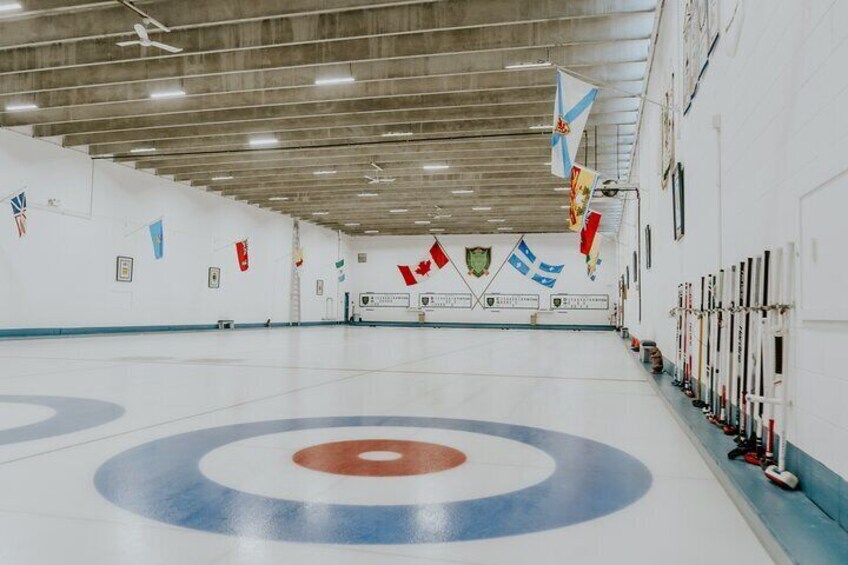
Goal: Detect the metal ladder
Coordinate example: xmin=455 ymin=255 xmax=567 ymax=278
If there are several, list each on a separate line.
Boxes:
xmin=289 ymin=220 xmax=301 ymax=325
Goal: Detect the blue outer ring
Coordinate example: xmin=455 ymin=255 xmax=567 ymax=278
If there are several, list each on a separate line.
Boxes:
xmin=95 ymin=416 xmax=652 ymax=544
xmin=0 ymin=395 xmax=124 ymax=446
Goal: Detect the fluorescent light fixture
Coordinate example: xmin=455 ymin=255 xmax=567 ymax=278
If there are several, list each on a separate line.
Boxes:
xmin=433 ymin=214 xmax=452 ymax=219
xmin=544 ymin=161 xmax=552 ymax=166
xmin=497 ymin=227 xmax=514 ymax=231
xmin=382 ymin=131 xmax=413 ymax=137
xmin=554 ymin=187 xmax=569 ymax=192
xmin=5 ymin=102 xmax=38 ymax=111
xmin=529 ymin=124 xmax=553 ymax=130
xmin=560 ymin=205 xmax=569 ymax=209
xmin=414 ymin=220 xmax=431 ymax=225
xmin=422 ymin=164 xmax=450 ymax=171
xmin=429 ymin=228 xmax=445 ymax=232
xmin=364 ymin=230 xmax=380 ymax=234
xmin=504 ymin=61 xmax=552 ymax=70
xmin=150 ymin=89 xmax=186 ymax=99
xmin=0 ymin=3 xmax=22 ymax=13
xmin=389 ymin=209 xmax=408 ymax=213
xmin=451 ymin=189 xmax=474 ymax=195
xmin=315 ymin=76 xmax=355 ymax=86
xmin=357 ymin=192 xmax=379 ymax=197
xmin=312 ymin=211 xmax=329 ymax=216
xmin=211 ymin=175 xmax=234 ymax=181
xmin=344 ymin=222 xmax=361 ymax=227
xmin=472 ymin=206 xmax=492 ymax=211
xmin=130 ymin=147 xmax=156 ymax=153
xmin=268 ymin=197 xmax=289 ymax=201
xmin=313 ymin=170 xmax=337 ymax=176
xmin=487 ymin=219 xmax=506 ymax=223
xmin=249 ymin=137 xmax=278 ymax=147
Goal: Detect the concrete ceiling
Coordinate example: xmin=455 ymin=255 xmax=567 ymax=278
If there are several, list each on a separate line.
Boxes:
xmin=0 ymin=0 xmax=658 ymax=236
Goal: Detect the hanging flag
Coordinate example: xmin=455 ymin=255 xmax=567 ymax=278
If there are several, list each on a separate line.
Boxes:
xmin=580 ymin=209 xmax=602 ymax=255
xmin=586 ymin=233 xmax=603 ymax=281
xmin=235 ymin=239 xmax=249 ymax=272
xmin=567 ymin=164 xmax=600 ymax=231
xmin=10 ymin=192 xmax=26 ymax=237
xmin=551 ymin=70 xmax=599 ymax=179
xmin=148 ymin=219 xmax=164 ymax=260
xmin=294 ymin=247 xmax=304 ymax=268
xmin=508 ymin=239 xmax=564 ymax=288
xmin=335 ymin=258 xmax=346 ymax=283
xmin=397 ymin=241 xmax=449 ymax=286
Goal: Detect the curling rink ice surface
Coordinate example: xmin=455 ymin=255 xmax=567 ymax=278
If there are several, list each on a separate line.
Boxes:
xmin=0 ymin=327 xmax=773 ymax=564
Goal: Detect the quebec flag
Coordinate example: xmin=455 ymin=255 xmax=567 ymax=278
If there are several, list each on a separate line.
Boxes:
xmin=508 ymin=239 xmax=564 ymax=288
xmin=551 ymin=69 xmax=599 ymax=179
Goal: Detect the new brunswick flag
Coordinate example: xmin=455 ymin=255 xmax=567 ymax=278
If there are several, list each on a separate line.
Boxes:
xmin=567 ymin=164 xmax=600 ymax=232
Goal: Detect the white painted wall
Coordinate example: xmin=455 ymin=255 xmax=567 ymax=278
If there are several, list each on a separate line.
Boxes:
xmin=0 ymin=129 xmax=345 ymax=328
xmin=347 ymin=233 xmax=618 ymax=325
xmin=621 ymin=0 xmax=848 ymax=479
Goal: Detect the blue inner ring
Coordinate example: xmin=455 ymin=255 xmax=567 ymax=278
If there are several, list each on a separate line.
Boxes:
xmin=95 ymin=416 xmax=652 ymax=544
xmin=0 ymin=395 xmax=124 ymax=446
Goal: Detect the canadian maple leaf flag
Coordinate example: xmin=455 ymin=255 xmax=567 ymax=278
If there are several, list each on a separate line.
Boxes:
xmin=398 ymin=242 xmax=449 ymax=286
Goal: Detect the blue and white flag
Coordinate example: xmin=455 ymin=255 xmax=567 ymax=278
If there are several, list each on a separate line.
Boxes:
xmin=508 ymin=239 xmax=564 ymax=288
xmin=148 ymin=219 xmax=164 ymax=259
xmin=551 ymin=69 xmax=599 ymax=179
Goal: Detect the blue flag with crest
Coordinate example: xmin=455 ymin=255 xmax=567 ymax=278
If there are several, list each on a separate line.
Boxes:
xmin=149 ymin=219 xmax=164 ymax=259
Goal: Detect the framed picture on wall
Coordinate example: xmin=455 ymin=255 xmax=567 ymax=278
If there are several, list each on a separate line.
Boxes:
xmin=116 ymin=256 xmax=133 ymax=283
xmin=626 ymin=266 xmax=630 ymax=289
xmin=632 ymin=251 xmax=638 ymax=284
xmin=208 ymin=267 xmax=221 ymax=289
xmin=316 ymin=279 xmax=324 ymax=296
xmin=672 ymin=162 xmax=686 ymax=240
xmin=645 ymin=225 xmax=653 ymax=270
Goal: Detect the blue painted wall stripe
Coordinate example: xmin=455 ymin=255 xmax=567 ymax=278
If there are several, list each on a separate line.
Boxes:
xmin=350 ymin=321 xmax=615 ymax=332
xmin=0 ymin=321 xmax=342 ymax=340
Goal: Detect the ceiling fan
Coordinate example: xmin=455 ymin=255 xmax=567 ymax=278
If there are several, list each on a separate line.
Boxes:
xmin=117 ymin=23 xmax=183 ymax=53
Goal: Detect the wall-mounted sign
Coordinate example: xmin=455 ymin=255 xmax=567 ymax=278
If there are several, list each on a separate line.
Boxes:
xmin=483 ymin=294 xmax=540 ymax=310
xmin=359 ymin=293 xmax=410 ymax=308
xmin=208 ymin=267 xmax=221 ymax=289
xmin=550 ymin=294 xmax=610 ymax=311
xmin=116 ymin=256 xmax=134 ymax=283
xmin=419 ymin=293 xmax=473 ymax=309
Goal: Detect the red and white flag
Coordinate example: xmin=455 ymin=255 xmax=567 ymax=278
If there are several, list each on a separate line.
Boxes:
xmin=235 ymin=239 xmax=249 ymax=272
xmin=580 ymin=209 xmax=602 ymax=255
xmin=398 ymin=242 xmax=449 ymax=286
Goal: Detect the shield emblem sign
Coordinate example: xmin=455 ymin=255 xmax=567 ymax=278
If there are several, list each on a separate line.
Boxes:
xmin=465 ymin=247 xmax=492 ymax=278
xmin=486 ymin=297 xmax=495 ymax=307
xmin=361 ymin=296 xmax=370 ymax=306
xmin=553 ymin=298 xmax=562 ymax=308
xmin=421 ymin=296 xmax=430 ymax=306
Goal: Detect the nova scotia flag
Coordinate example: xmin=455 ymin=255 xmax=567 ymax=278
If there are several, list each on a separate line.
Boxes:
xmin=508 ymin=239 xmax=564 ymax=288
xmin=551 ymin=70 xmax=599 ymax=179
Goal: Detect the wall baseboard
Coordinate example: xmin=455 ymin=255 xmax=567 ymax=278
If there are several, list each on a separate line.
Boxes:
xmin=0 ymin=321 xmax=342 ymax=340
xmin=627 ymin=337 xmax=848 ymax=564
xmin=349 ymin=320 xmax=615 ymax=331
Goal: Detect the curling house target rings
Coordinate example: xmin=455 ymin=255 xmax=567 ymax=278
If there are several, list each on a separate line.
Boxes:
xmin=94 ymin=416 xmax=652 ymax=544
xmin=292 ymin=438 xmax=467 ymax=477
xmin=0 ymin=395 xmax=124 ymax=446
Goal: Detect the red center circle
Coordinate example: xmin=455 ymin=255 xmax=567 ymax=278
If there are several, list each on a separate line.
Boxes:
xmin=292 ymin=439 xmax=467 ymax=477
